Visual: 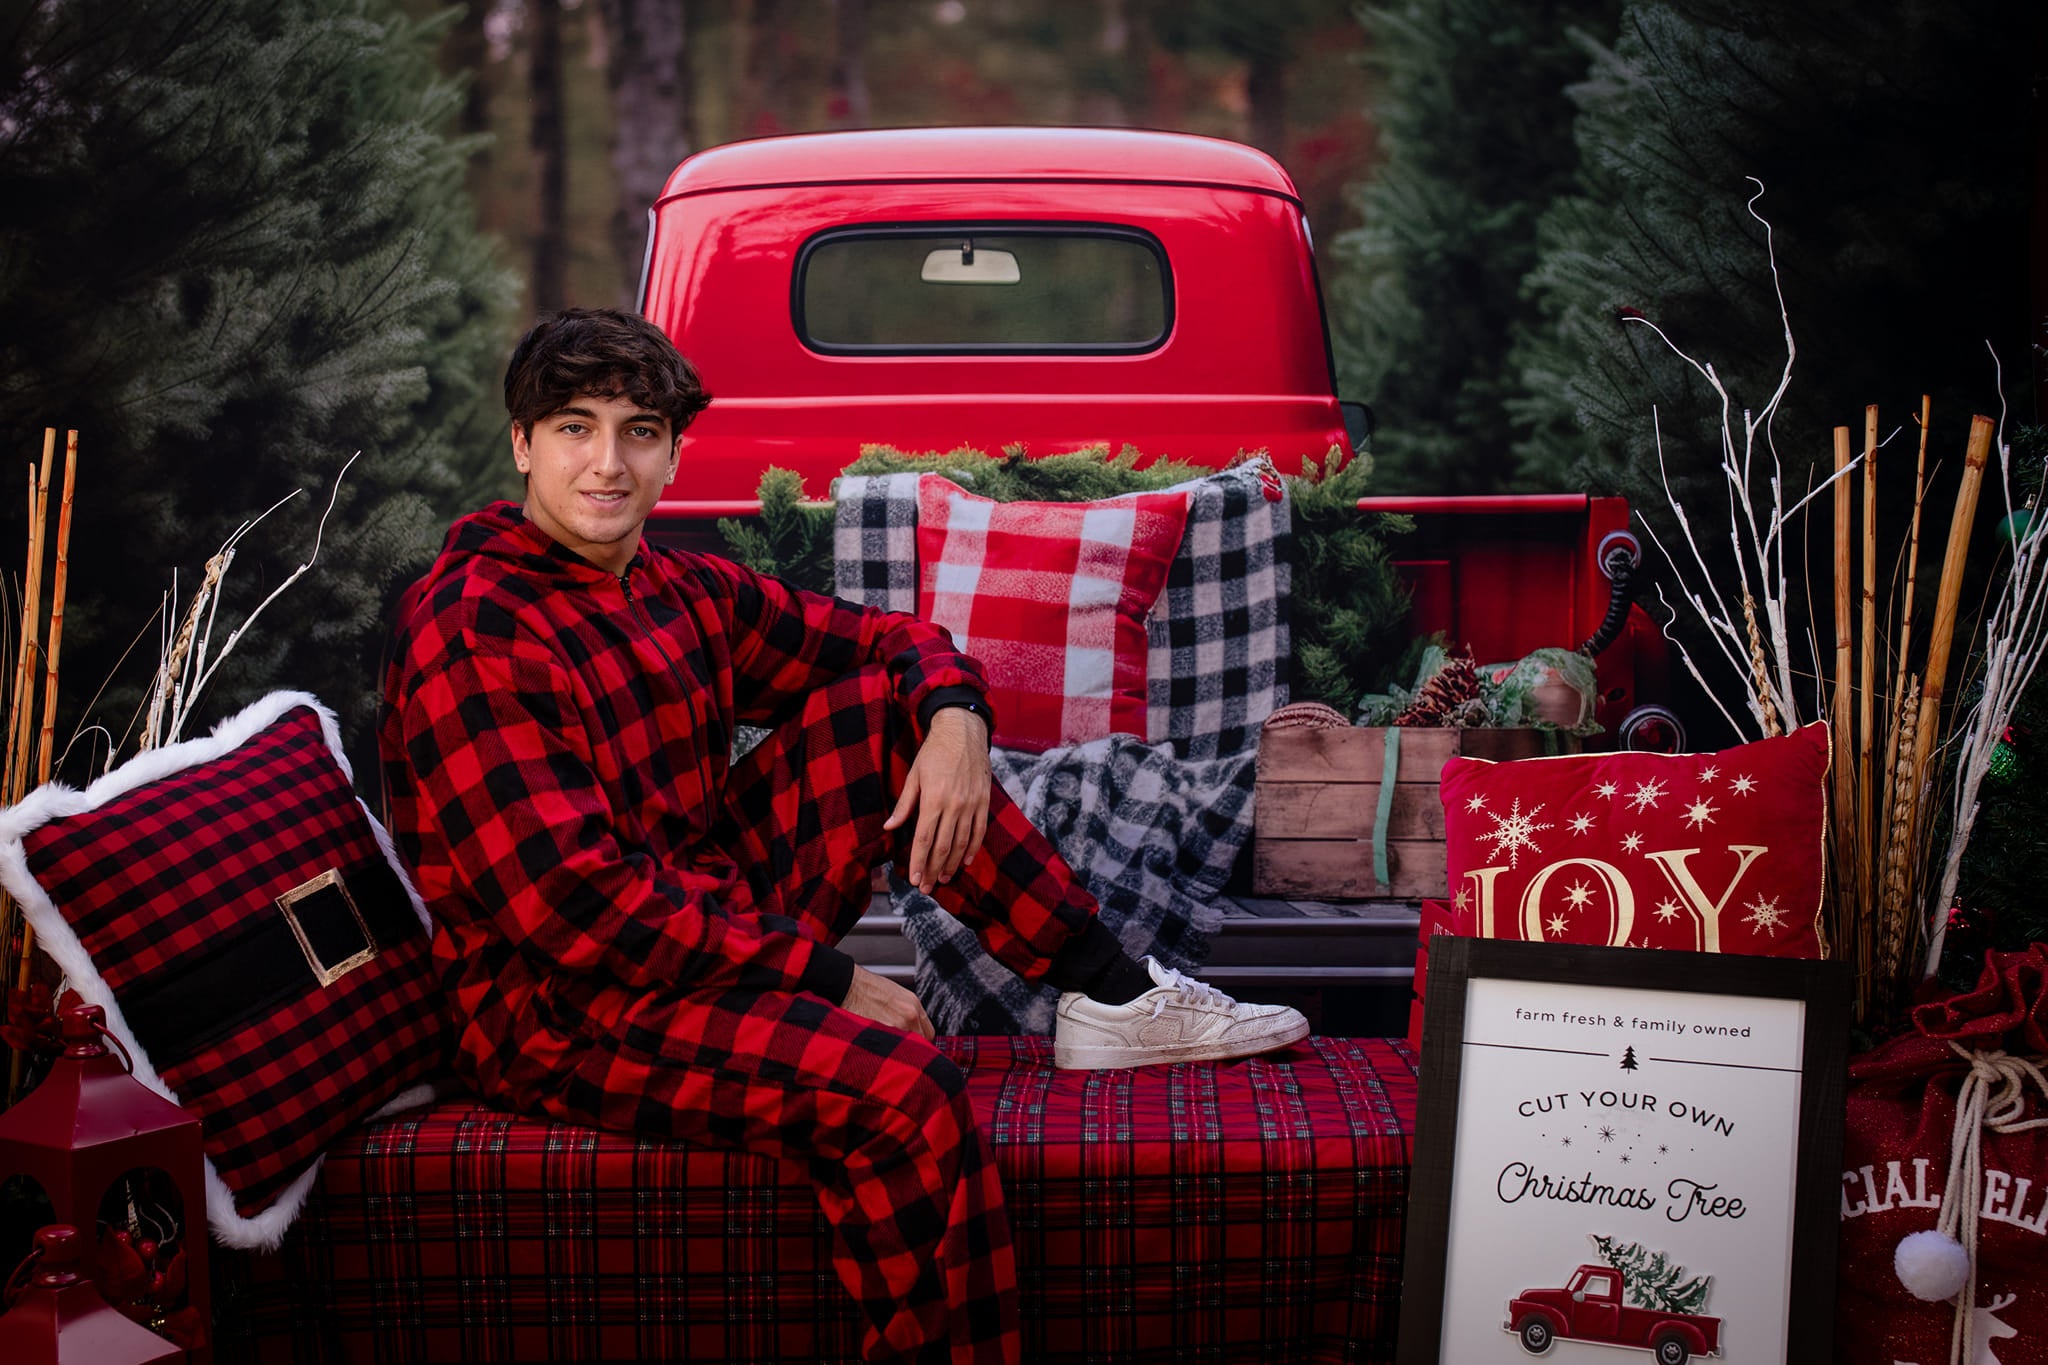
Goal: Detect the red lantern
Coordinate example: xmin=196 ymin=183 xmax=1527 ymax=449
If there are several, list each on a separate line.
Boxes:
xmin=0 ymin=1224 xmax=184 ymax=1363
xmin=0 ymin=1005 xmax=209 ymax=1361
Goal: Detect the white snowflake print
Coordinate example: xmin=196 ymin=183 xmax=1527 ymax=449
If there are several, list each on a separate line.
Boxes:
xmin=1594 ymin=780 xmax=1620 ymax=800
xmin=1730 ymin=774 xmax=1757 ymax=796
xmin=1699 ymin=764 xmax=1719 ymax=783
xmin=1568 ymin=812 xmax=1596 ymax=835
xmin=1683 ymin=798 xmax=1718 ymax=829
xmin=1628 ymin=777 xmax=1668 ymax=812
xmin=1479 ymin=797 xmax=1554 ymax=869
xmin=1621 ymin=831 xmax=1645 ymax=854
xmin=1454 ymin=887 xmax=1471 ymax=912
xmin=1744 ymin=894 xmax=1787 ymax=936
xmin=1546 ymin=913 xmax=1571 ymax=936
xmin=1563 ymin=880 xmax=1595 ymax=909
xmin=1465 ymin=793 xmax=1489 ymax=814
xmin=1654 ymin=898 xmax=1683 ymax=923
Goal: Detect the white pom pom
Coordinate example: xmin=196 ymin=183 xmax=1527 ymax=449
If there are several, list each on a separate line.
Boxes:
xmin=1894 ymin=1229 xmax=1970 ymax=1301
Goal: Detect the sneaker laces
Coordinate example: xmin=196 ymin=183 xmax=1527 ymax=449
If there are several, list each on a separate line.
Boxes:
xmin=1146 ymin=963 xmax=1228 ymax=1020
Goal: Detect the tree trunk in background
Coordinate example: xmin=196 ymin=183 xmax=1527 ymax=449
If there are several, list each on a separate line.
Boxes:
xmin=445 ymin=0 xmax=490 ymax=144
xmin=1244 ymin=42 xmax=1284 ymax=158
xmin=602 ymin=0 xmax=693 ymax=306
xmin=827 ymin=0 xmax=869 ymax=128
xmin=530 ymin=0 xmax=568 ymax=312
xmin=739 ymin=0 xmax=791 ymax=138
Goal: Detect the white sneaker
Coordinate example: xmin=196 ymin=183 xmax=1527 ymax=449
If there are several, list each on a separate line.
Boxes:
xmin=1053 ymin=957 xmax=1311 ymax=1070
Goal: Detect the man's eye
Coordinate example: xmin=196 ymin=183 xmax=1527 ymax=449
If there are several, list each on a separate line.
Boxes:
xmin=559 ymin=422 xmax=587 ymax=435
xmin=630 ymin=426 xmax=659 ymax=439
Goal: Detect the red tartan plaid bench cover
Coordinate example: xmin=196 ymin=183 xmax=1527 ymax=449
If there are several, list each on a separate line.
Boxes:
xmin=218 ymin=1035 xmax=1416 ymax=1364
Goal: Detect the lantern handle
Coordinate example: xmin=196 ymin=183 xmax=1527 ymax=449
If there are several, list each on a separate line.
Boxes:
xmin=87 ymin=1012 xmax=136 ymax=1075
xmin=3 ymin=1239 xmax=42 ymax=1309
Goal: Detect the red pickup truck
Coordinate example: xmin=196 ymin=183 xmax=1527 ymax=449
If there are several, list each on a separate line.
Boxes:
xmin=1507 ymin=1263 xmax=1722 ymax=1364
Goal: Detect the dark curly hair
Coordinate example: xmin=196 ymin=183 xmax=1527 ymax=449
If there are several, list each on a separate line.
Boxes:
xmin=503 ymin=308 xmax=712 ymax=437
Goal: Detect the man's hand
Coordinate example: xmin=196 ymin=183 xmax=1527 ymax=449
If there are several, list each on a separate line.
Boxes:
xmin=883 ymin=705 xmax=991 ymax=894
xmin=840 ymin=964 xmax=935 ymax=1041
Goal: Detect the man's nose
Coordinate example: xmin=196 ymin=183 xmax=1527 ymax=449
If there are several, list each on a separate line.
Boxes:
xmin=591 ymin=430 xmax=626 ymax=473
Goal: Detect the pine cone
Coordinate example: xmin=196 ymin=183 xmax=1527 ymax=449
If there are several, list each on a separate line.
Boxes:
xmin=1395 ymin=650 xmax=1480 ymax=727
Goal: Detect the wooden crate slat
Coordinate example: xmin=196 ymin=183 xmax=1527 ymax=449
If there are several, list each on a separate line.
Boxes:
xmin=1253 ymin=780 xmax=1445 ymax=840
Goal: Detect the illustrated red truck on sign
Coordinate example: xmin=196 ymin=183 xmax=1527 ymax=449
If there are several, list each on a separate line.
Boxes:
xmin=1507 ymin=1264 xmax=1723 ymax=1363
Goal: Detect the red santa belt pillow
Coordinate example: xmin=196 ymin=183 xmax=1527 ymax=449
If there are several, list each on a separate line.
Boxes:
xmin=916 ymin=474 xmax=1190 ymax=753
xmin=1439 ymin=721 xmax=1829 ymax=959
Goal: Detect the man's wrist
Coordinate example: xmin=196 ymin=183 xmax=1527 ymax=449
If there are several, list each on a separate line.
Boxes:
xmin=917 ymin=686 xmax=994 ymax=738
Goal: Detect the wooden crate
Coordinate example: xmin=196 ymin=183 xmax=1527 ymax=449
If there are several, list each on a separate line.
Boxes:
xmin=1252 ymin=727 xmax=1572 ymax=900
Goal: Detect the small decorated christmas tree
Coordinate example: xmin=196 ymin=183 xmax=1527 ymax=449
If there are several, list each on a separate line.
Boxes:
xmin=1590 ymin=1234 xmax=1712 ymax=1315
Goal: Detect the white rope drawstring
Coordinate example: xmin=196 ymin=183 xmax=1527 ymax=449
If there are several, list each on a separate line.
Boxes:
xmin=1936 ymin=1044 xmax=2048 ymax=1365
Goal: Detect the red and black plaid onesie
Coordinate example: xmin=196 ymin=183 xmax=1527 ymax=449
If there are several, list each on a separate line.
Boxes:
xmin=380 ymin=502 xmax=1100 ymax=1364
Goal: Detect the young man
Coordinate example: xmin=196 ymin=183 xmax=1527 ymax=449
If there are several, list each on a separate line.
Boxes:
xmin=380 ymin=308 xmax=1306 ymax=1362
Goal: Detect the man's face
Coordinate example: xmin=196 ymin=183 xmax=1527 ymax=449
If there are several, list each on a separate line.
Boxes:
xmin=512 ymin=392 xmax=678 ymax=575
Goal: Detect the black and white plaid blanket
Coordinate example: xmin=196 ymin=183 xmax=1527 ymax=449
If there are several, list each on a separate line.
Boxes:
xmin=894 ymin=735 xmax=1256 ymax=1035
xmin=830 ymin=464 xmax=1287 ymax=1032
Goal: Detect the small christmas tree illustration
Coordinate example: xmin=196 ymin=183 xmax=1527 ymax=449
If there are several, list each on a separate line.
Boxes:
xmin=1589 ymin=1234 xmax=1713 ymax=1314
xmin=1620 ymin=1046 xmax=1639 ymax=1071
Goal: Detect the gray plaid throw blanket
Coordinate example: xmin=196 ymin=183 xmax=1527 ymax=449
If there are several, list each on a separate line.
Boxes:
xmin=895 ymin=735 xmax=1255 ymax=1035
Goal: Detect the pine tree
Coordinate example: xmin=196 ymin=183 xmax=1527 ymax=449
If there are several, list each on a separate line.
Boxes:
xmin=1508 ymin=0 xmax=2038 ymax=509
xmin=0 ymin=0 xmax=515 ymax=772
xmin=1590 ymin=1233 xmax=1713 ymax=1314
xmin=1328 ymin=0 xmax=1620 ymax=495
xmin=1620 ymin=1045 xmax=1638 ymax=1071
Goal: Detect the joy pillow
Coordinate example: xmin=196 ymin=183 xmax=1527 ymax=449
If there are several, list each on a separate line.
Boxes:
xmin=916 ymin=474 xmax=1191 ymax=752
xmin=1439 ymin=722 xmax=1830 ymax=959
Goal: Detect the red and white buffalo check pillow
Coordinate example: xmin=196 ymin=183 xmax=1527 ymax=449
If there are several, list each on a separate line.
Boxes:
xmin=1439 ymin=721 xmax=1831 ymax=960
xmin=917 ymin=474 xmax=1191 ymax=752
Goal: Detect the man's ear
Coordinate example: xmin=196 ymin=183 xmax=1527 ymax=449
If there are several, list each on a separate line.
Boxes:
xmin=511 ymin=423 xmax=532 ymax=474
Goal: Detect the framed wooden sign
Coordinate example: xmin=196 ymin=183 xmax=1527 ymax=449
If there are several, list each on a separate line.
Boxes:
xmin=1397 ymin=937 xmax=1850 ymax=1365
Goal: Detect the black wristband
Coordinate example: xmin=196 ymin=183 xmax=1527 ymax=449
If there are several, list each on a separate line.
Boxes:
xmin=918 ymin=686 xmax=993 ymax=735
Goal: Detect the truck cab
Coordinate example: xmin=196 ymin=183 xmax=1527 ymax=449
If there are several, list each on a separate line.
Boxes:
xmin=638 ymin=126 xmax=1357 ymax=535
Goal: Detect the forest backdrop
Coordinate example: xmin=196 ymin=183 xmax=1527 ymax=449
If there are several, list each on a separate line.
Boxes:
xmin=0 ymin=0 xmax=2041 ymax=774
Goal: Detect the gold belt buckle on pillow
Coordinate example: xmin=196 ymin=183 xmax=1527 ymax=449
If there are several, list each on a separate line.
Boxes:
xmin=276 ymin=869 xmax=379 ymax=987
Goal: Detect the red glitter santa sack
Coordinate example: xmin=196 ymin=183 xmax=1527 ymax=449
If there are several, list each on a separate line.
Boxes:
xmin=1834 ymin=945 xmax=2048 ymax=1365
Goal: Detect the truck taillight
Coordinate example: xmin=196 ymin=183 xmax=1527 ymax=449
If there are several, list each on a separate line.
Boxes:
xmin=1618 ymin=704 xmax=1686 ymax=753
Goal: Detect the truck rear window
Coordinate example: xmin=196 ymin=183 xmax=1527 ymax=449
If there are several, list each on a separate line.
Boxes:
xmin=796 ymin=227 xmax=1170 ymax=353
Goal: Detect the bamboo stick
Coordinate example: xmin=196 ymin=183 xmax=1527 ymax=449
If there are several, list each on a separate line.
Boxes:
xmin=35 ymin=432 xmax=74 ymax=788
xmin=1913 ymin=414 xmax=1997 ymax=825
xmin=17 ymin=433 xmax=75 ymax=999
xmin=1856 ymin=406 xmax=1878 ymax=982
xmin=1882 ymin=397 xmax=1932 ymax=838
xmin=3 ymin=437 xmax=50 ymax=1107
xmin=4 ymin=443 xmax=51 ymax=806
xmin=1832 ymin=425 xmax=1855 ymax=956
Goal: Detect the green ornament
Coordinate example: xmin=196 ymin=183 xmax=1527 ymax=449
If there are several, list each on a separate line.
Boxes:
xmin=1988 ymin=736 xmax=2020 ymax=784
xmin=1999 ymin=507 xmax=2034 ymax=547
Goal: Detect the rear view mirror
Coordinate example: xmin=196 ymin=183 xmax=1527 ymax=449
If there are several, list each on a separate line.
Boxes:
xmin=921 ymin=241 xmax=1021 ymax=285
